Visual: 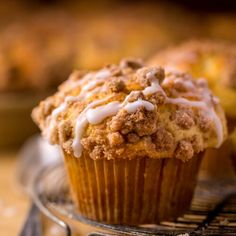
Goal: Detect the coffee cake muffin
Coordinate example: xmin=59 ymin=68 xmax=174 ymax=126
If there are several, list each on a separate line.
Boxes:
xmin=32 ymin=59 xmax=227 ymax=224
xmin=149 ymin=40 xmax=236 ymax=179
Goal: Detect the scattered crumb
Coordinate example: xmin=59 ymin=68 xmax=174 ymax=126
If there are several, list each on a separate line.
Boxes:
xmin=2 ymin=207 xmax=17 ymax=218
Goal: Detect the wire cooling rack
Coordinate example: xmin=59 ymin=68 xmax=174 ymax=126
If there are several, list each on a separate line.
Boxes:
xmin=31 ymin=163 xmax=236 ymax=236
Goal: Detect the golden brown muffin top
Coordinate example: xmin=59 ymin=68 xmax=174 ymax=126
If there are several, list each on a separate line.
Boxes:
xmin=32 ymin=59 xmax=227 ymax=162
xmin=148 ymin=40 xmax=236 ymax=118
xmin=0 ymin=10 xmax=77 ymax=92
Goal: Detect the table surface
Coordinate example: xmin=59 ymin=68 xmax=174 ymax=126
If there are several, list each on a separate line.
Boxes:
xmin=0 ymin=151 xmax=29 ymax=236
xmin=0 ymin=151 xmax=86 ymax=236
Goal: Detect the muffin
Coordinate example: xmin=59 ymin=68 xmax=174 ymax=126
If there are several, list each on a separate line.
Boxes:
xmin=32 ymin=59 xmax=227 ymax=224
xmin=148 ymin=40 xmax=236 ymax=179
xmin=0 ymin=9 xmax=78 ymax=148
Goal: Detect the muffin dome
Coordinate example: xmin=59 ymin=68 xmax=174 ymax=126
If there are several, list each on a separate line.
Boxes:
xmin=32 ymin=59 xmax=227 ymax=162
xmin=148 ymin=40 xmax=236 ymax=119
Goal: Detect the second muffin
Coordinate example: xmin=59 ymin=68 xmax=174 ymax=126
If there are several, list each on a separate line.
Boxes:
xmin=32 ymin=59 xmax=227 ymax=224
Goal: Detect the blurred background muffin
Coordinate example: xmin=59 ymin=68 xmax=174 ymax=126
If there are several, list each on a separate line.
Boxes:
xmin=0 ymin=9 xmax=78 ymax=148
xmin=148 ymin=40 xmax=236 ymax=179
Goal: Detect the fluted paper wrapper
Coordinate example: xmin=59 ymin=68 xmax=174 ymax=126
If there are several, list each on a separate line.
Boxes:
xmin=63 ymin=152 xmax=203 ymax=224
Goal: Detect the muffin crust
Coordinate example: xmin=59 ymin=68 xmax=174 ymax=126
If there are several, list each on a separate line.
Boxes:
xmin=32 ymin=59 xmax=227 ymax=161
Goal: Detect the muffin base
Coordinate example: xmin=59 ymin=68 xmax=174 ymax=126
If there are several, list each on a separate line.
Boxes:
xmin=63 ymin=152 xmax=203 ymax=225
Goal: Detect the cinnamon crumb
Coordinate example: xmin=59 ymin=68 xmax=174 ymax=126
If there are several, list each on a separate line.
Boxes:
xmin=175 ymin=140 xmax=194 ymax=162
xmin=126 ymin=132 xmax=140 ymax=143
xmin=108 ymin=78 xmax=125 ymax=93
xmin=137 ymin=67 xmax=165 ymax=87
xmin=152 ymin=127 xmax=174 ymax=151
xmin=58 ymin=120 xmax=72 ymax=143
xmin=107 ymin=132 xmax=124 ymax=147
xmin=197 ymin=111 xmax=212 ymax=131
xmin=120 ymin=58 xmax=143 ymax=70
xmin=171 ymin=108 xmax=194 ymax=129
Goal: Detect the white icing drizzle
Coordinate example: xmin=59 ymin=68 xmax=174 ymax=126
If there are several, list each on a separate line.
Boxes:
xmin=85 ymin=98 xmax=155 ymax=125
xmin=78 ymin=69 xmax=111 ymax=99
xmin=46 ymin=96 xmax=82 ymax=141
xmin=47 ymin=69 xmax=111 ymax=145
xmin=49 ymin=68 xmax=223 ymax=157
xmin=86 ymin=101 xmax=121 ymax=125
xmin=72 ymin=77 xmax=222 ymax=157
xmin=143 ymin=79 xmax=165 ymax=96
xmin=166 ymin=94 xmax=223 ymax=148
xmin=174 ymin=78 xmax=196 ymax=90
xmin=69 ymin=72 xmax=94 ymax=90
xmin=159 ymin=75 xmax=223 ymax=147
xmin=72 ymin=97 xmax=111 ymax=157
xmin=124 ymin=99 xmax=154 ymax=113
xmin=69 ymin=69 xmax=111 ymax=95
xmin=121 ymin=91 xmax=140 ymax=105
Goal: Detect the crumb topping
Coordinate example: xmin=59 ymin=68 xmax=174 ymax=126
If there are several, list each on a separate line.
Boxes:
xmin=32 ymin=59 xmax=227 ymax=161
xmin=148 ymin=40 xmax=236 ymax=118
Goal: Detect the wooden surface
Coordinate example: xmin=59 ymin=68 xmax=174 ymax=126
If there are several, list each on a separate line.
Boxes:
xmin=0 ymin=151 xmax=87 ymax=236
xmin=0 ymin=151 xmax=29 ymax=236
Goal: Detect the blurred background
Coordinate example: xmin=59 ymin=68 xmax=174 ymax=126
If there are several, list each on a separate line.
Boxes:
xmin=0 ymin=0 xmax=236 ymax=235
xmin=0 ymin=0 xmax=236 ymax=148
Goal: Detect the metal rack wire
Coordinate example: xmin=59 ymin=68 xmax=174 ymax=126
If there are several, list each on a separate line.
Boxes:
xmin=31 ymin=163 xmax=236 ymax=236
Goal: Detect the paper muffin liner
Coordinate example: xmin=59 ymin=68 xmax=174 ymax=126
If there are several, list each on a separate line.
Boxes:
xmin=63 ymin=152 xmax=203 ymax=225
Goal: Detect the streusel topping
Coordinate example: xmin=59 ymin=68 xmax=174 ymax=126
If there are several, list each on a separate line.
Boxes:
xmin=148 ymin=40 xmax=236 ymax=118
xmin=32 ymin=59 xmax=227 ymax=161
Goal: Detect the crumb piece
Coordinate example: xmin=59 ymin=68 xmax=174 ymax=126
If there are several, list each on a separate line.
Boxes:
xmin=172 ymin=108 xmax=194 ymax=129
xmin=41 ymin=100 xmax=56 ymax=117
xmin=149 ymin=92 xmax=166 ymax=105
xmin=197 ymin=111 xmax=212 ymax=132
xmin=115 ymin=148 xmax=125 ymax=155
xmin=126 ymin=91 xmax=144 ymax=102
xmin=90 ymin=146 xmax=104 ymax=159
xmin=58 ymin=120 xmax=72 ymax=143
xmin=137 ymin=66 xmax=165 ymax=87
xmin=120 ymin=58 xmax=144 ymax=70
xmin=196 ymin=78 xmax=208 ymax=88
xmin=107 ymin=132 xmax=124 ymax=147
xmin=189 ymin=135 xmax=202 ymax=153
xmin=126 ymin=132 xmax=140 ymax=143
xmin=81 ymin=137 xmax=95 ymax=151
xmin=62 ymin=140 xmax=73 ymax=154
xmin=110 ymin=66 xmax=122 ymax=76
xmin=110 ymin=107 xmax=158 ymax=136
xmin=108 ymin=78 xmax=125 ymax=93
xmin=175 ymin=140 xmax=194 ymax=162
xmin=152 ymin=127 xmax=174 ymax=151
